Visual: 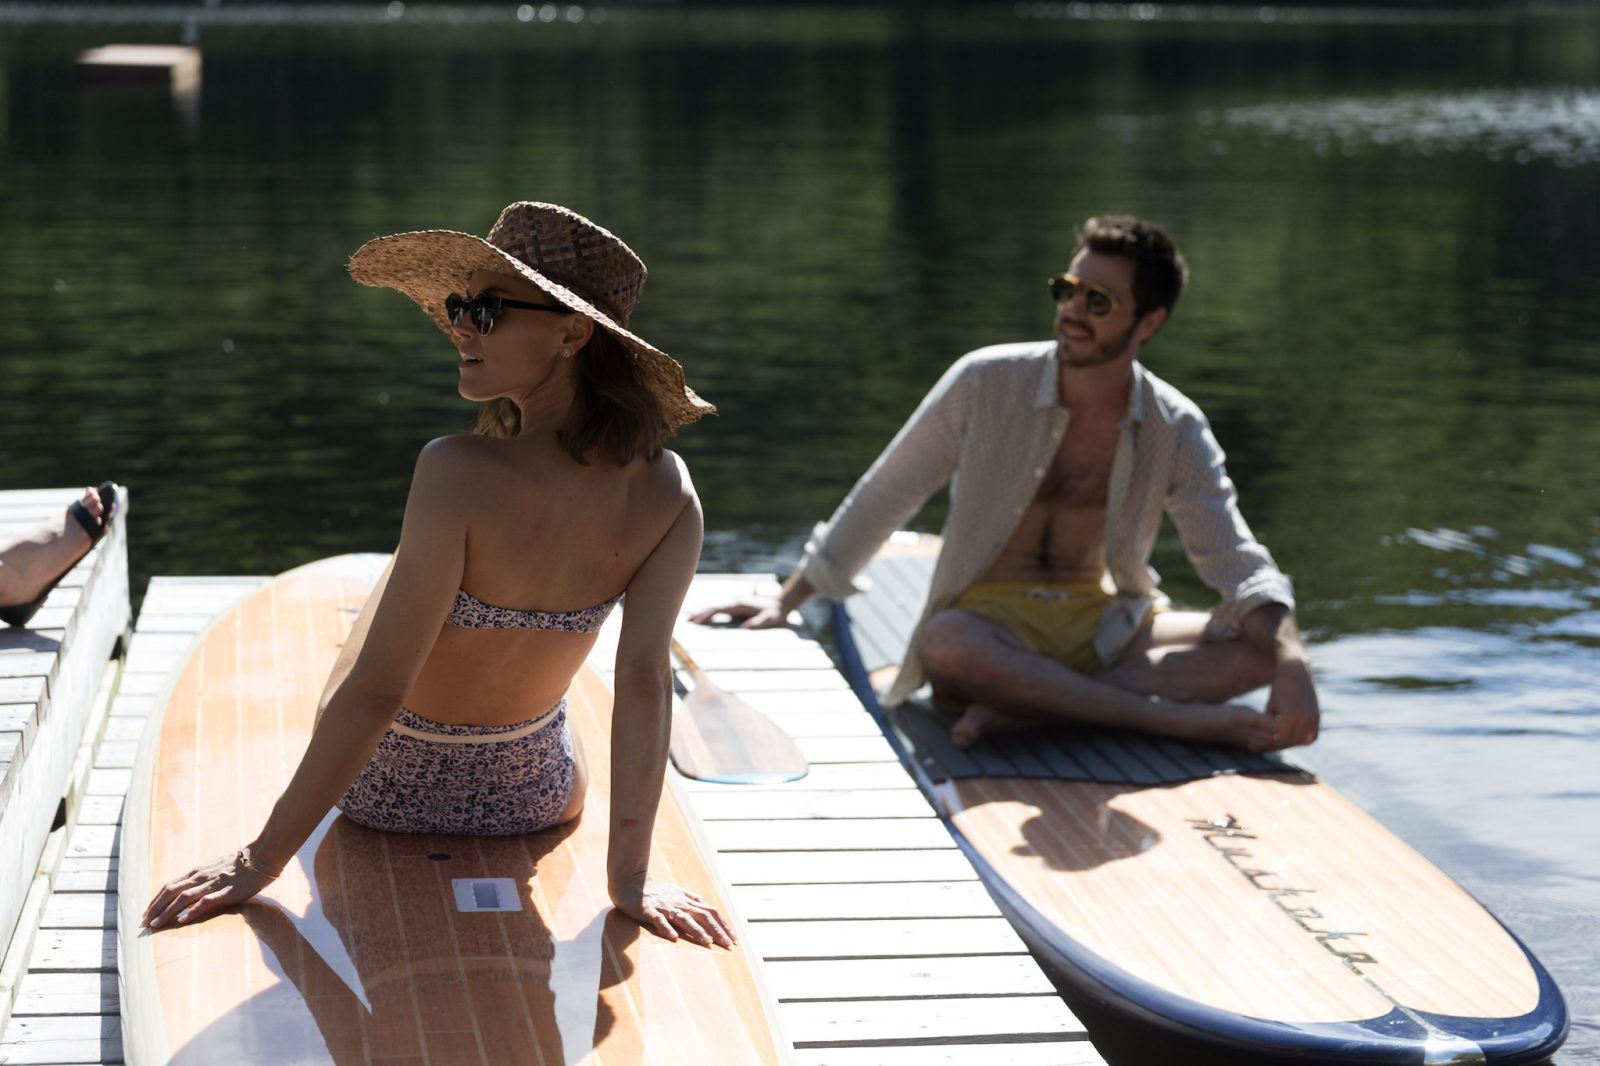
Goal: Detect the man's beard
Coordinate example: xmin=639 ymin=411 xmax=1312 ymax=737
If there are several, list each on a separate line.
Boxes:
xmin=1060 ymin=319 xmax=1138 ymax=368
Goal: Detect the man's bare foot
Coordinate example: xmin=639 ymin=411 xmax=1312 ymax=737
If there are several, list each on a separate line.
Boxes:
xmin=0 ymin=487 xmax=106 ymax=606
xmin=1167 ymin=701 xmax=1278 ymax=753
xmin=950 ymin=702 xmax=1037 ymax=749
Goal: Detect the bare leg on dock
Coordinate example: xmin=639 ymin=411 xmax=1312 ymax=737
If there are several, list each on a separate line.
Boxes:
xmin=0 ymin=487 xmax=107 ymax=607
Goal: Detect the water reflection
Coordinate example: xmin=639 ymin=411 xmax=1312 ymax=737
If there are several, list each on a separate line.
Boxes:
xmin=175 ymin=812 xmax=620 ymax=1065
xmin=1225 ymin=87 xmax=1600 ymax=165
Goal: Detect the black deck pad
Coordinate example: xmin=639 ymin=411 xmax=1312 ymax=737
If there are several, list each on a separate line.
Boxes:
xmin=890 ymin=701 xmax=1301 ymax=786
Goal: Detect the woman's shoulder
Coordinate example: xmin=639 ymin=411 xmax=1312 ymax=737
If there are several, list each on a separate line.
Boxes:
xmin=415 ymin=433 xmax=527 ymax=479
xmin=611 ymin=450 xmax=699 ymax=547
xmin=417 ymin=432 xmax=494 ymax=464
xmin=635 ymin=448 xmax=698 ymax=507
xmin=405 ymin=435 xmax=505 ymax=505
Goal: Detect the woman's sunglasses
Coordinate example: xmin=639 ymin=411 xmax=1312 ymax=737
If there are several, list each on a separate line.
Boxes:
xmin=444 ymin=292 xmax=569 ymax=335
xmin=1046 ymin=273 xmax=1119 ymax=318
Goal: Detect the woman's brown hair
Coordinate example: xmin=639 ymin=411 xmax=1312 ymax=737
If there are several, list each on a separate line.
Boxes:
xmin=472 ymin=326 xmax=672 ymax=466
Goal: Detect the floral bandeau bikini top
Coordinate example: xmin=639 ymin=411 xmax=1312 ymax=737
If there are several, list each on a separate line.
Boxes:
xmin=445 ymin=587 xmax=621 ymax=634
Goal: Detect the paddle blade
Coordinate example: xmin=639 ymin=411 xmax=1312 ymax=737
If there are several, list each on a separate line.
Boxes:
xmin=669 ymin=678 xmax=809 ymax=784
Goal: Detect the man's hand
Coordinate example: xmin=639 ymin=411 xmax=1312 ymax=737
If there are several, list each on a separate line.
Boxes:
xmin=688 ymin=572 xmax=814 ymax=630
xmin=1239 ymin=604 xmax=1320 ymax=750
xmin=686 ymin=599 xmax=792 ymax=630
xmin=1264 ymin=655 xmax=1320 ymax=749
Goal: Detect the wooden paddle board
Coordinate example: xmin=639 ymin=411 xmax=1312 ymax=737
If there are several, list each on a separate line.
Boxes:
xmin=833 ymin=532 xmax=1567 ymax=1065
xmin=119 ymin=555 xmax=790 ymax=1066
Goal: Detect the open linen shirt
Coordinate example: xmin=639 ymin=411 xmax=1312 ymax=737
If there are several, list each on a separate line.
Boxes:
xmin=798 ymin=340 xmax=1295 ymax=707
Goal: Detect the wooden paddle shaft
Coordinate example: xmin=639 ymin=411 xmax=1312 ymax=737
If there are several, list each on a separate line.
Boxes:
xmin=669 ymin=636 xmax=704 ymax=676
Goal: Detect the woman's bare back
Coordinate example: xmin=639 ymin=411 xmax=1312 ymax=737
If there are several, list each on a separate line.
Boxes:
xmin=404 ymin=434 xmax=692 ymax=725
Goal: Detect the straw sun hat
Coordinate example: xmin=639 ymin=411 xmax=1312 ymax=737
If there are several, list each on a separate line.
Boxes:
xmin=348 ymin=201 xmax=713 ymax=430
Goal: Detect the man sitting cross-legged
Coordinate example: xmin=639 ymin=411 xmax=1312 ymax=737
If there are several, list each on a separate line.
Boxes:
xmin=694 ymin=216 xmax=1318 ymax=753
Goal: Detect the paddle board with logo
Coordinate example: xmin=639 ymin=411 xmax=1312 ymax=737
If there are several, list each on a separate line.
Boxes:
xmin=119 ymin=554 xmax=790 ymax=1066
xmin=833 ymin=532 xmax=1567 ymax=1065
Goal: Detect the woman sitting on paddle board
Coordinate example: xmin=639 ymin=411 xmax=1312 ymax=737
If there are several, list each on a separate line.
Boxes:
xmin=142 ymin=202 xmax=732 ymax=948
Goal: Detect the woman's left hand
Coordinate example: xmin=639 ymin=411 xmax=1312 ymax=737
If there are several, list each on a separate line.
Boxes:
xmin=613 ymin=876 xmax=736 ymax=948
xmin=142 ymin=850 xmax=277 ymax=931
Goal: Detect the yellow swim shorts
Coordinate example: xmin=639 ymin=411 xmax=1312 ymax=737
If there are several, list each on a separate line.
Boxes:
xmin=952 ymin=581 xmax=1114 ymax=676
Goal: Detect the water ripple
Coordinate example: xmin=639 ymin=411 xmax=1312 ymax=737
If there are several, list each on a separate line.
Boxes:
xmin=1360 ymin=675 xmax=1475 ymax=692
xmin=1224 ymin=87 xmax=1600 ymax=166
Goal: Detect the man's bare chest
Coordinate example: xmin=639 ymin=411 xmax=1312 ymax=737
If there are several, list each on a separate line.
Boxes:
xmin=1035 ymin=423 xmax=1117 ymax=508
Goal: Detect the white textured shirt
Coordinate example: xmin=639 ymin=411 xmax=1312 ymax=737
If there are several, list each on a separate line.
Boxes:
xmin=799 ymin=340 xmax=1295 ymax=707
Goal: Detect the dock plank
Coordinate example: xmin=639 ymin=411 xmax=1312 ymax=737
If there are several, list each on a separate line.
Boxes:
xmin=83 ymin=770 xmax=130 ymax=797
xmin=781 ymin=994 xmax=1080 ymax=1047
xmin=680 ymin=646 xmax=839 ymax=672
xmin=796 ymin=1043 xmax=1103 ymax=1065
xmin=0 ymin=678 xmax=46 ymax=704
xmin=117 ymin=614 xmax=217 ymax=637
xmin=10 ymin=973 xmax=120 ymax=1016
xmin=106 ymin=673 xmax=171 ymax=698
xmin=672 ymin=625 xmax=811 ymax=651
xmin=692 ymin=789 xmax=933 ymax=822
xmin=51 ymin=860 xmax=116 ymax=895
xmin=0 ymin=1014 xmax=121 ymax=1065
xmin=106 ymin=696 xmax=153 ymax=718
xmin=718 ymin=850 xmax=979 ymax=886
xmin=760 ymin=710 xmax=884 ymax=738
xmin=734 ymin=882 xmax=1001 ymax=921
xmin=766 ymin=955 xmax=1056 ymax=1001
xmin=89 ymin=742 xmax=138 ymax=769
xmin=0 ymin=704 xmax=38 ymax=730
xmin=40 ymin=895 xmax=116 ymax=931
xmin=74 ymin=796 xmax=125 ymax=826
xmin=63 ymin=826 xmax=117 ymax=861
xmin=706 ymin=818 xmax=957 ymax=852
xmin=705 ymin=669 xmax=853 ymax=693
xmin=678 ymin=763 xmax=922 ymax=793
xmin=26 ymin=930 xmax=116 ymax=972
xmin=748 ymin=918 xmax=1030 ymax=960
xmin=736 ymin=690 xmax=874 ymax=717
xmin=97 ymin=719 xmax=143 ymax=743
xmin=794 ymin=736 xmax=900 ymax=764
xmin=0 ymin=652 xmax=60 ymax=678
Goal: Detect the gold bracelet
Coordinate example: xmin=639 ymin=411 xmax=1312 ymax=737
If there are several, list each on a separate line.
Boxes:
xmin=236 ymin=846 xmax=279 ymax=880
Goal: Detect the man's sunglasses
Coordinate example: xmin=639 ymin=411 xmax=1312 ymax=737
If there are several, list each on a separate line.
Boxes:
xmin=1047 ymin=273 xmax=1119 ymax=318
xmin=444 ymin=292 xmax=569 ymax=335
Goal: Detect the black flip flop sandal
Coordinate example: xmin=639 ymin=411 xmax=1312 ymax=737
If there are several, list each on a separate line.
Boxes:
xmin=0 ymin=482 xmax=120 ymax=628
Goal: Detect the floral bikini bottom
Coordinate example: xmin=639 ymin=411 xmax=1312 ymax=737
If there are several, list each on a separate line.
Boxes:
xmin=339 ymin=702 xmax=576 ymax=835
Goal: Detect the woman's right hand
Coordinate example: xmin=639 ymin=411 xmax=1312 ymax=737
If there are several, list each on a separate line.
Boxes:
xmin=686 ymin=598 xmax=789 ymax=629
xmin=143 ymin=849 xmax=278 ymax=931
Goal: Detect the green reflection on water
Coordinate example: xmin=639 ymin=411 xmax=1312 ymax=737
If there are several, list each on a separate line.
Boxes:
xmin=0 ymin=9 xmax=1596 ymax=642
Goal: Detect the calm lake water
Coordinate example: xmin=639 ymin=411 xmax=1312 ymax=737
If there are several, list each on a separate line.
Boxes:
xmin=2 ymin=4 xmax=1597 ymax=1059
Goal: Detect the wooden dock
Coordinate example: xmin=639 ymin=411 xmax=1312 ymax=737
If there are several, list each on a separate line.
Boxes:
xmin=0 ymin=488 xmax=130 ymax=1064
xmin=76 ymin=46 xmax=201 ymax=95
xmin=601 ymin=575 xmax=1103 ymax=1065
xmin=1 ymin=570 xmax=259 ymax=1066
xmin=0 ymin=514 xmax=1104 ymax=1063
